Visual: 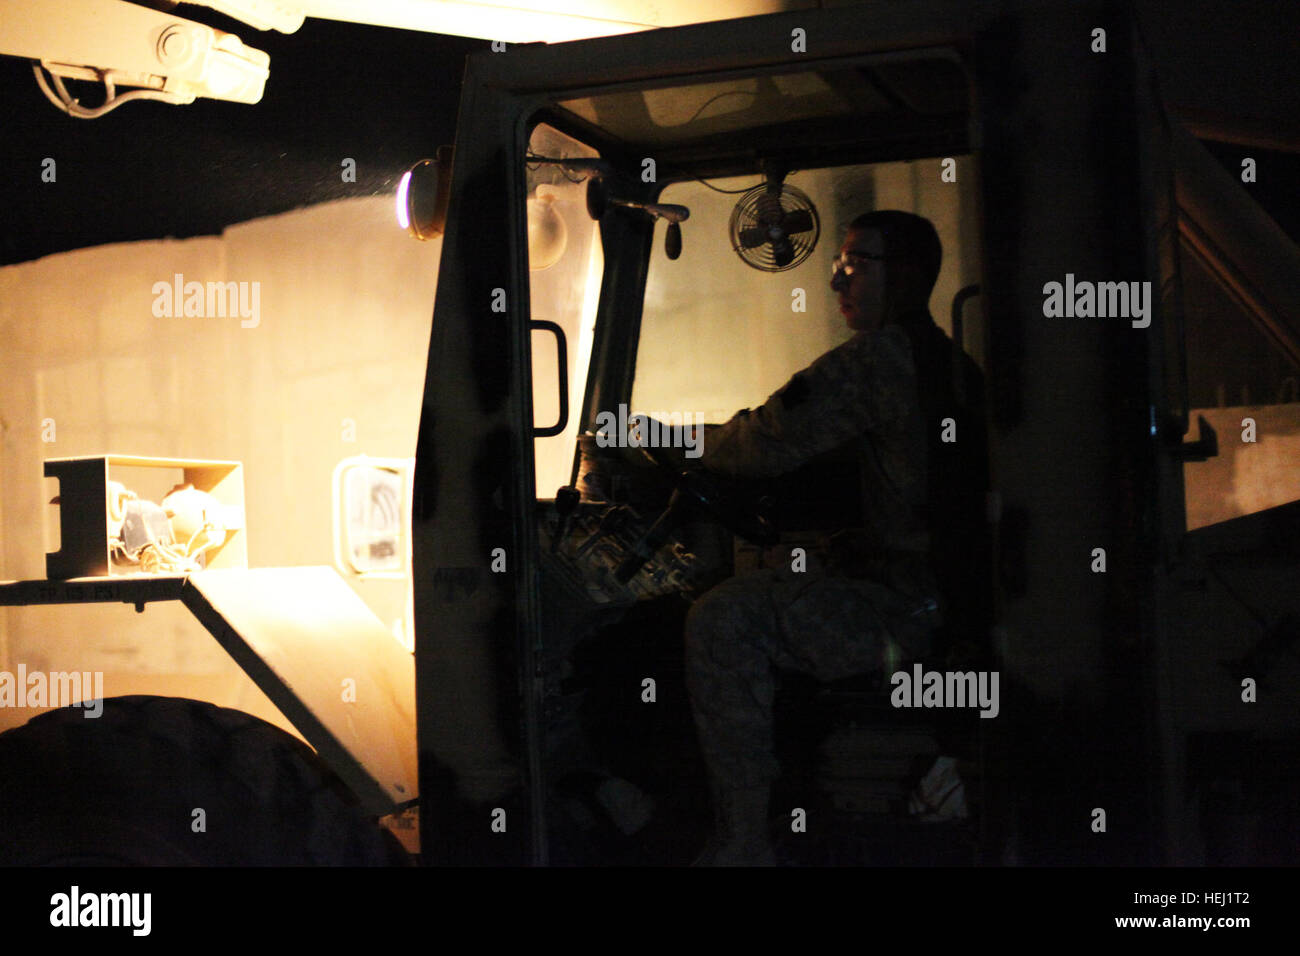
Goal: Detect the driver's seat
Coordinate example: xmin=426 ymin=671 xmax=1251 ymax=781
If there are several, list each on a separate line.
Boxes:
xmin=772 ymin=286 xmax=994 ymax=863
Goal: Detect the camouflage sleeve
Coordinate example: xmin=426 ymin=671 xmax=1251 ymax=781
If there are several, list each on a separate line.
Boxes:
xmin=700 ymin=324 xmax=918 ymax=478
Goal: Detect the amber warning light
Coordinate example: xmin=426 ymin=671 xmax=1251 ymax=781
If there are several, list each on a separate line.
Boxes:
xmin=396 ymin=147 xmax=453 ymax=240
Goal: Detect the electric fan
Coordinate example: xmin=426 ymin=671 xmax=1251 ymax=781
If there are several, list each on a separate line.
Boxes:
xmin=729 ymin=165 xmax=820 ymax=272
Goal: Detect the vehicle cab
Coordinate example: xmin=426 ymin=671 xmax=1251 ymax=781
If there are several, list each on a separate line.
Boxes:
xmin=414 ymin=0 xmax=1300 ymax=865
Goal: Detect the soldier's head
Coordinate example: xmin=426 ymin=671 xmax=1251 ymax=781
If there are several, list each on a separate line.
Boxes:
xmin=830 ymin=210 xmax=941 ymax=331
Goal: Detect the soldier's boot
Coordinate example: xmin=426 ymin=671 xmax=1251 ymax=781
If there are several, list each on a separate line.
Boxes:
xmin=691 ymin=782 xmax=776 ymax=866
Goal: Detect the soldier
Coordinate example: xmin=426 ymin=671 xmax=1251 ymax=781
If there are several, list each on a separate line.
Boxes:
xmin=685 ymin=210 xmax=986 ymax=865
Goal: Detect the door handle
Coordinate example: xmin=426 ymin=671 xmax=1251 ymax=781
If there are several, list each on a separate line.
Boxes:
xmin=531 ymin=319 xmax=568 ymax=438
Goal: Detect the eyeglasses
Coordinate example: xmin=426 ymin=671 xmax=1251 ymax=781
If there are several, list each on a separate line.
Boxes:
xmin=830 ymin=249 xmax=893 ymax=280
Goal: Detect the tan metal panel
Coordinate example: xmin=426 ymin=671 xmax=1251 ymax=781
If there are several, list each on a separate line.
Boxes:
xmin=182 ymin=566 xmax=416 ymax=816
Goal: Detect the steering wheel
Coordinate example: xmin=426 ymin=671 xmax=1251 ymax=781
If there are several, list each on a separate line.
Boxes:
xmin=648 ymin=447 xmax=778 ymax=545
xmin=613 ymin=438 xmax=778 ymax=584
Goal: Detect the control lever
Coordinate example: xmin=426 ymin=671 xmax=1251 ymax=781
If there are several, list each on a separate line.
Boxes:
xmin=550 ymin=486 xmax=581 ymax=553
xmin=574 ymin=504 xmax=634 ymax=559
xmin=615 ymin=488 xmax=689 ymax=583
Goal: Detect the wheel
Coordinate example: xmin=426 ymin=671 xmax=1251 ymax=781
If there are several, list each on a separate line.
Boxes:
xmin=612 ymin=436 xmax=778 ymax=582
xmin=0 ymin=695 xmax=409 ymax=865
xmin=633 ymin=436 xmax=777 ymax=546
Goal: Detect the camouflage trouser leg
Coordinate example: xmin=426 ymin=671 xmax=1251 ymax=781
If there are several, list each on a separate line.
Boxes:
xmin=684 ymin=565 xmax=939 ymax=791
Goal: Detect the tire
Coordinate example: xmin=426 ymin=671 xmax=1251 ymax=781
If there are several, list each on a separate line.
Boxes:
xmin=0 ymin=695 xmax=408 ymax=866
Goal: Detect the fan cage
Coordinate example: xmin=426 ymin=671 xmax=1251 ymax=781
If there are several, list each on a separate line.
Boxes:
xmin=728 ymin=183 xmax=821 ymax=273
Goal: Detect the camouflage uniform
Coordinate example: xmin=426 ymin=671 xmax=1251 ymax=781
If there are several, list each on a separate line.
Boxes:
xmin=685 ymin=318 xmax=944 ymax=791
